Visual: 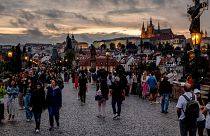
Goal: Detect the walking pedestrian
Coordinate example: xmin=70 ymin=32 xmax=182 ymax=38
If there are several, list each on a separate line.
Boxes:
xmin=79 ymin=70 xmax=88 ymax=104
xmin=46 ymin=79 xmax=62 ymax=131
xmin=29 ymin=82 xmax=46 ymax=133
xmin=130 ymin=74 xmax=138 ymax=95
xmin=159 ymin=76 xmax=172 ymax=113
xmin=18 ymin=73 xmax=27 ymax=110
xmin=24 ymin=78 xmax=33 ymax=122
xmin=176 ymin=83 xmax=198 ymax=136
xmin=6 ymin=80 xmax=19 ymax=121
xmin=194 ymin=89 xmax=205 ymax=136
xmin=141 ymin=71 xmax=149 ymax=99
xmin=97 ymin=75 xmax=109 ymax=118
xmin=74 ymin=72 xmax=79 ymax=90
xmin=147 ymin=72 xmax=158 ymax=104
xmin=202 ymin=99 xmax=210 ymax=136
xmin=110 ymin=76 xmax=125 ymax=120
xmin=0 ymin=80 xmax=6 ymax=123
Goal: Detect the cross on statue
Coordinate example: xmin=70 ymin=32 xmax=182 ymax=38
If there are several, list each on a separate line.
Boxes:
xmin=188 ymin=0 xmax=208 ymax=33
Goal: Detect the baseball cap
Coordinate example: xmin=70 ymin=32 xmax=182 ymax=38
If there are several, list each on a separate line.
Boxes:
xmin=194 ymin=89 xmax=201 ymax=94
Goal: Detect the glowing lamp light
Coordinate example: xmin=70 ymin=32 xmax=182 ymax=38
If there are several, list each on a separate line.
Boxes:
xmin=24 ymin=56 xmax=28 ymax=61
xmin=191 ymin=33 xmax=201 ymax=45
xmin=7 ymin=50 xmax=13 ymax=58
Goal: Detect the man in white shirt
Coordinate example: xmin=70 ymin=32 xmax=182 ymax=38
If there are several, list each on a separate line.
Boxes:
xmin=176 ymin=83 xmax=197 ymax=136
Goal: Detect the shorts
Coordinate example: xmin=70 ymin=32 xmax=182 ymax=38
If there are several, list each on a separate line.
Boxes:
xmin=197 ymin=120 xmax=205 ymax=129
xmin=150 ymin=88 xmax=157 ymax=93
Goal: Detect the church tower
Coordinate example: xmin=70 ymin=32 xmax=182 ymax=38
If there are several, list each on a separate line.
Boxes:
xmin=141 ymin=22 xmax=146 ymax=38
xmin=65 ymin=33 xmax=72 ymax=51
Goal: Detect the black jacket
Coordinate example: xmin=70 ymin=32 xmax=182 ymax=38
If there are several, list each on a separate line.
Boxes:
xmin=159 ymin=79 xmax=172 ymax=95
xmin=100 ymin=79 xmax=109 ymax=100
xmin=29 ymin=89 xmax=46 ymax=112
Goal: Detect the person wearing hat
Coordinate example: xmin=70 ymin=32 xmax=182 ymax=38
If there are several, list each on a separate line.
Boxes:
xmin=176 ymin=82 xmax=197 ymax=136
xmin=194 ymin=89 xmax=205 ymax=136
xmin=110 ymin=76 xmax=125 ymax=120
xmin=29 ymin=82 xmax=46 ymax=133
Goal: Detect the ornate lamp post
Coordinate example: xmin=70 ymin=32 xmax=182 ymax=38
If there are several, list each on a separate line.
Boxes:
xmin=106 ymin=49 xmax=110 ymax=72
xmin=187 ymin=0 xmax=208 ymax=85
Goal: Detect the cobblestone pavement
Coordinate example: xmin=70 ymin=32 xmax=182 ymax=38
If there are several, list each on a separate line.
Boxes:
xmin=0 ymin=82 xmax=180 ymax=136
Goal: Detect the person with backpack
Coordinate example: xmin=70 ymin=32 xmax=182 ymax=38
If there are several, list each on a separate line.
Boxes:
xmin=176 ymin=82 xmax=199 ymax=136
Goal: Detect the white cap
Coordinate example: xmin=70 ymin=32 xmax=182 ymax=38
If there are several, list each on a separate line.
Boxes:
xmin=194 ymin=89 xmax=201 ymax=94
xmin=114 ymin=76 xmax=120 ymax=82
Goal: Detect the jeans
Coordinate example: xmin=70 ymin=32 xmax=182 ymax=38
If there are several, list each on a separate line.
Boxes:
xmin=161 ymin=93 xmax=170 ymax=112
xmin=179 ymin=119 xmax=197 ymax=136
xmin=34 ymin=112 xmax=41 ymax=129
xmin=18 ymin=92 xmax=24 ymax=108
xmin=112 ymin=99 xmax=122 ymax=116
xmin=48 ymin=106 xmax=59 ymax=127
xmin=24 ymin=93 xmax=33 ymax=120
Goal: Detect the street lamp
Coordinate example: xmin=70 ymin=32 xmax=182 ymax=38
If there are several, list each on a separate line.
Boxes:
xmin=106 ymin=49 xmax=110 ymax=72
xmin=7 ymin=50 xmax=13 ymax=58
xmin=191 ymin=33 xmax=201 ymax=49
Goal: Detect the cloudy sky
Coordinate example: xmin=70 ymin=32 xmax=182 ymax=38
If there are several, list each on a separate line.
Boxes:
xmin=0 ymin=0 xmax=209 ymax=44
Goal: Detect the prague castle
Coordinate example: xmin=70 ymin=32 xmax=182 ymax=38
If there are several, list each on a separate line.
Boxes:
xmin=141 ymin=18 xmax=173 ymax=38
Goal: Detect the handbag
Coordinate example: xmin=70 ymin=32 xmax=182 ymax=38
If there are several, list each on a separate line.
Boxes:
xmin=95 ymin=89 xmax=103 ymax=101
xmin=0 ymin=98 xmax=4 ymax=104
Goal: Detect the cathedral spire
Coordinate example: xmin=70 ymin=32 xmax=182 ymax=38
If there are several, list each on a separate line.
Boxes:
xmin=142 ymin=22 xmax=145 ymax=31
xmin=150 ymin=17 xmax=152 ymax=26
xmin=158 ymin=22 xmax=160 ymax=30
xmin=205 ymin=30 xmax=208 ymax=37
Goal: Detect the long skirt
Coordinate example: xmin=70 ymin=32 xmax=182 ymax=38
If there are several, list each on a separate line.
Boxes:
xmin=142 ymin=82 xmax=149 ymax=97
xmin=7 ymin=98 xmax=18 ymax=116
xmin=131 ymin=83 xmax=138 ymax=95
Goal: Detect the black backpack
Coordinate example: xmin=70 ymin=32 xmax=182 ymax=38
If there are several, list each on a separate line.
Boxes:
xmin=182 ymin=93 xmax=199 ymax=121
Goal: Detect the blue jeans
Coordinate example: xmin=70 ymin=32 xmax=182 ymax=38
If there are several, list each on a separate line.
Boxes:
xmin=48 ymin=106 xmax=59 ymax=127
xmin=24 ymin=93 xmax=33 ymax=120
xmin=161 ymin=93 xmax=170 ymax=112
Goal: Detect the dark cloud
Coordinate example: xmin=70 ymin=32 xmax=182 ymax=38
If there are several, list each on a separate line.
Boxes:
xmin=70 ymin=27 xmax=86 ymax=31
xmin=0 ymin=4 xmax=5 ymax=13
xmin=45 ymin=23 xmax=59 ymax=31
xmin=88 ymin=0 xmax=139 ymax=8
xmin=107 ymin=8 xmax=154 ymax=15
xmin=19 ymin=10 xmax=36 ymax=21
xmin=25 ymin=28 xmax=44 ymax=36
xmin=35 ymin=9 xmax=66 ymax=19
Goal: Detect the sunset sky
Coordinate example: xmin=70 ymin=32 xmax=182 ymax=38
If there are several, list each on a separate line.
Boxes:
xmin=0 ymin=0 xmax=209 ymax=44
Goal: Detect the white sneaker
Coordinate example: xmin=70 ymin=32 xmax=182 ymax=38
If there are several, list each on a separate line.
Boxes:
xmin=113 ymin=114 xmax=118 ymax=119
xmin=26 ymin=119 xmax=30 ymax=122
xmin=35 ymin=129 xmax=39 ymax=133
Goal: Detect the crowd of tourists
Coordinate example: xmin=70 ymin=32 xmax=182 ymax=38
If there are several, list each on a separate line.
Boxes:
xmin=1 ymin=64 xmax=210 ymax=136
xmin=0 ymin=66 xmax=63 ymax=133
